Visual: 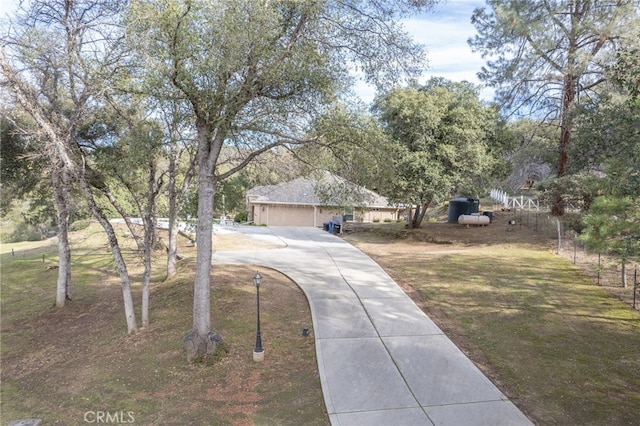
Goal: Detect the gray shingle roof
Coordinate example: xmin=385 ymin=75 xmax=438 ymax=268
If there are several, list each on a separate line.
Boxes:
xmin=247 ymin=172 xmax=391 ymax=208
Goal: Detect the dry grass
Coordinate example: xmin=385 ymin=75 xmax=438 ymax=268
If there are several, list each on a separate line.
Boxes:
xmin=1 ymin=223 xmax=328 ymax=425
xmin=344 ymin=215 xmax=640 ymax=426
xmin=4 ymin=213 xmax=640 ymax=425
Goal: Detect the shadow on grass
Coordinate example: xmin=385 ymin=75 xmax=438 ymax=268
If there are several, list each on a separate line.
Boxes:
xmin=352 ymin=239 xmax=640 ymax=426
xmin=1 ymin=228 xmax=328 ymax=425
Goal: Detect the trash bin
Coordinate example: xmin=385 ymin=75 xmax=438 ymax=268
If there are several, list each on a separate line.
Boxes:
xmin=323 ymin=222 xmax=329 ymax=231
xmin=483 ymin=211 xmax=493 ymax=223
xmin=333 ymin=223 xmax=341 ymax=234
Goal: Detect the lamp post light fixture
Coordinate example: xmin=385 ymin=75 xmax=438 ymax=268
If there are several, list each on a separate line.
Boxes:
xmin=253 ymin=271 xmax=265 ymax=362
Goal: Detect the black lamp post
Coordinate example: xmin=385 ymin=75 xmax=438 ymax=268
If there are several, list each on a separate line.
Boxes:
xmin=253 ymin=271 xmax=264 ymax=361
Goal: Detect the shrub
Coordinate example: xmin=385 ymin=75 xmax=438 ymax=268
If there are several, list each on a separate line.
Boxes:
xmin=234 ymin=211 xmax=248 ymax=223
xmin=8 ymin=222 xmax=41 ymax=242
xmin=69 ymin=219 xmax=91 ymax=232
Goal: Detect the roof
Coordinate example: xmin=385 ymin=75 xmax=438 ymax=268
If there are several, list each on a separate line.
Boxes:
xmin=246 ymin=172 xmax=392 ymax=208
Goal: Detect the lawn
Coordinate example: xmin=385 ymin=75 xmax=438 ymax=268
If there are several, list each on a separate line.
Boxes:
xmin=0 ymin=224 xmax=328 ymax=425
xmin=345 ymin=221 xmax=640 ymax=426
xmin=3 ymin=218 xmax=640 ymax=425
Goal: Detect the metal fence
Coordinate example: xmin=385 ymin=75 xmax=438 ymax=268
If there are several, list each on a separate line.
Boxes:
xmin=555 ymin=227 xmax=640 ymax=310
xmin=492 ymin=203 xmax=640 ymax=311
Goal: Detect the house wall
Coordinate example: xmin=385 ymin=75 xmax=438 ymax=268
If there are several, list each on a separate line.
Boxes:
xmin=252 ymin=204 xmax=343 ymax=226
xmin=251 ymin=203 xmax=399 ymax=226
xmin=358 ymin=208 xmax=399 ymax=223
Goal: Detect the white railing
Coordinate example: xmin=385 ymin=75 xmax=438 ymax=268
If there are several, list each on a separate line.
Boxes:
xmin=490 ymin=189 xmax=540 ymax=211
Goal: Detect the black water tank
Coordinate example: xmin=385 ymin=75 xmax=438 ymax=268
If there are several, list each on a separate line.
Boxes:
xmin=447 ymin=197 xmax=480 ymax=223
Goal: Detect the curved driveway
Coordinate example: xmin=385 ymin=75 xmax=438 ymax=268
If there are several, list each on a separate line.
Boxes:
xmin=212 ymin=226 xmax=532 ymax=426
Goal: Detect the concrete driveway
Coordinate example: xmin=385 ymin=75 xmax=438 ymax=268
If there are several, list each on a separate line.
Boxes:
xmin=212 ymin=226 xmax=533 ymax=426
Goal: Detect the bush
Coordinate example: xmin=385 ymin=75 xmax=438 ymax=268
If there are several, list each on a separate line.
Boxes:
xmin=8 ymin=222 xmax=42 ymax=242
xmin=383 ymin=218 xmax=392 ymax=223
xmin=234 ymin=211 xmax=248 ymax=223
xmin=69 ymin=219 xmax=91 ymax=232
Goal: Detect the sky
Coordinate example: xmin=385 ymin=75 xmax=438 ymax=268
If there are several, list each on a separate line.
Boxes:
xmin=0 ymin=0 xmax=490 ymax=102
xmin=353 ymin=0 xmax=490 ymax=103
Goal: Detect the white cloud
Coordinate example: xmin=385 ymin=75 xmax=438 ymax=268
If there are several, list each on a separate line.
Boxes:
xmin=354 ymin=0 xmax=493 ymax=103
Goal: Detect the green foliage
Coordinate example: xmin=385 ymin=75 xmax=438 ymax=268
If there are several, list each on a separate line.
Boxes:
xmin=233 ymin=211 xmax=248 ymax=223
xmin=373 ymin=79 xmax=509 ymax=226
xmin=610 ymin=45 xmax=640 ymax=100
xmin=6 ymin=222 xmax=43 ymax=243
xmin=536 ymin=172 xmax=603 ymax=212
xmin=580 ymin=196 xmax=640 ymax=261
xmin=470 ymin=0 xmax=639 ymax=115
xmin=570 ymin=65 xmax=639 ymax=207
xmin=572 ymin=95 xmax=640 ymax=179
xmin=300 ymin=104 xmax=396 ymax=196
xmin=215 ymin=175 xmax=249 ymax=217
xmin=0 ymin=115 xmax=44 ymax=214
xmin=561 ymin=213 xmax=585 ymax=234
xmin=69 ymin=219 xmax=92 ymax=232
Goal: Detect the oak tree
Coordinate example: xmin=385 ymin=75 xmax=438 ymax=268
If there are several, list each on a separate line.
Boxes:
xmin=374 ymin=79 xmax=507 ymax=228
xmin=126 ymin=0 xmax=435 ymax=361
xmin=1 ymin=0 xmax=138 ymax=331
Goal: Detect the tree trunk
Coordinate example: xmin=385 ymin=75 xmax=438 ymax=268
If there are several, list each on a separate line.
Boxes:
xmin=410 ymin=202 xmax=430 ymax=228
xmin=142 ymin=210 xmax=153 ymax=328
xmin=166 ymin=155 xmax=179 ymax=279
xmin=552 ymin=72 xmax=577 ymax=216
xmin=410 ymin=206 xmax=421 ymax=228
xmin=415 ymin=202 xmax=429 ymax=228
xmin=166 ymin=219 xmax=179 ymax=279
xmin=166 ymin=141 xmax=195 ymax=279
xmin=141 ymin=158 xmax=161 ymax=328
xmin=184 ymin=125 xmax=223 ymax=362
xmin=79 ymin=172 xmax=138 ymax=334
xmin=185 ymin=168 xmax=217 ymax=361
xmin=52 ymin=165 xmax=72 ymax=307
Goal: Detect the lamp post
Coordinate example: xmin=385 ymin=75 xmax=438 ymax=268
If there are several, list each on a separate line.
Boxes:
xmin=253 ymin=271 xmax=264 ymax=362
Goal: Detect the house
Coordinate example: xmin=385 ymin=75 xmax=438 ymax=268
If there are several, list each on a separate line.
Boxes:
xmin=246 ymin=172 xmax=401 ymax=227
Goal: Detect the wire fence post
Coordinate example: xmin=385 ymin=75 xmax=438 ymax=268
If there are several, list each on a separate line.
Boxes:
xmin=634 ymin=267 xmax=637 ymax=309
